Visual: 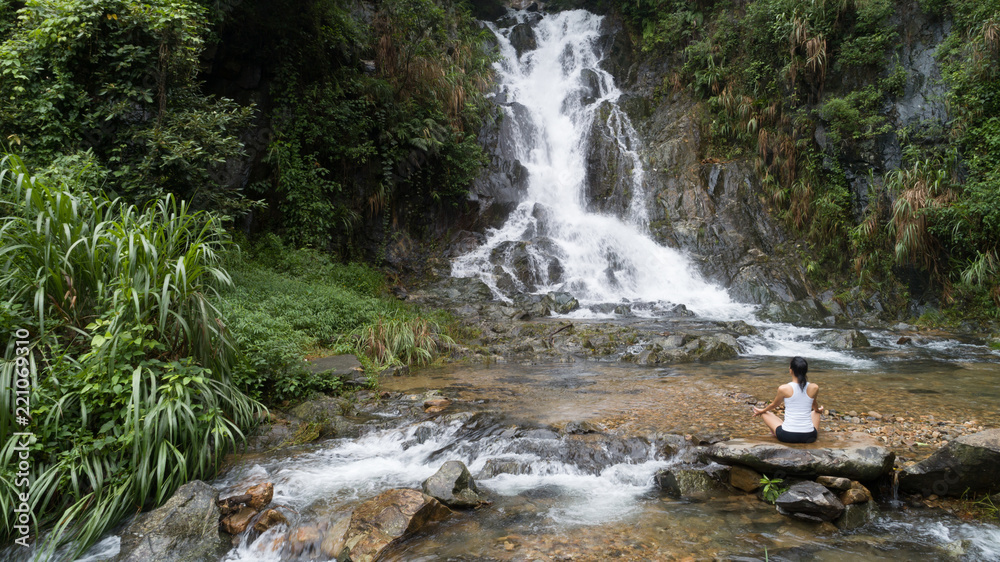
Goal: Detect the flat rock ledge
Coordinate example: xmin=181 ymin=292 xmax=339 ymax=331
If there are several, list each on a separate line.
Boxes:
xmin=705 ymin=432 xmax=894 ymax=481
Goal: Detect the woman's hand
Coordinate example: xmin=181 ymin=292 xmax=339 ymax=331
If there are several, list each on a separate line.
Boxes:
xmin=752 ymin=406 xmax=765 ymax=417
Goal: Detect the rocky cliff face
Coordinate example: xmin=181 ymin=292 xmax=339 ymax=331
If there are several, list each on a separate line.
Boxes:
xmin=583 ymin=13 xmax=817 ymax=307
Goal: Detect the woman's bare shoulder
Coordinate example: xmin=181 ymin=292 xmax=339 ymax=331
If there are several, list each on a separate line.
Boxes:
xmin=808 ymin=383 xmax=819 ymax=397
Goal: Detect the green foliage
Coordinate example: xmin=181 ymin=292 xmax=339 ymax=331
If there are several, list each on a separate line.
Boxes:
xmin=0 ymin=0 xmax=253 ymax=209
xmin=0 ymin=154 xmax=262 ymax=557
xmin=818 ymin=86 xmax=891 ymax=148
xmin=240 ymin=0 xmax=494 ymax=252
xmin=218 ymin=235 xmax=449 ymax=402
xmin=759 ymin=476 xmax=788 ymax=504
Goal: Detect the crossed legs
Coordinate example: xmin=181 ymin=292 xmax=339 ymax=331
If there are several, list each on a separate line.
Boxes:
xmin=759 ymin=407 xmax=823 ymax=437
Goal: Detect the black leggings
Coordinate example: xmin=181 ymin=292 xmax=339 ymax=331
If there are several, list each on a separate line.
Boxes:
xmin=775 ymin=426 xmax=817 ymax=443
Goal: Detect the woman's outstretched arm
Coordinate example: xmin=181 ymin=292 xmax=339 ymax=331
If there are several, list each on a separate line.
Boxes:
xmin=753 ymin=388 xmax=787 ymax=416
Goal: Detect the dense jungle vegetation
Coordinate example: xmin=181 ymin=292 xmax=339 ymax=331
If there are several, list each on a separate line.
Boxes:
xmin=0 ymin=0 xmax=998 ymax=556
xmin=617 ymin=0 xmax=1000 ymax=316
xmin=0 ymin=0 xmax=486 ymax=555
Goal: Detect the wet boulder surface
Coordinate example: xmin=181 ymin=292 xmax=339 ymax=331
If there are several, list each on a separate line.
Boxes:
xmin=705 ymin=432 xmax=895 ymax=482
xmin=114 ymin=481 xmax=227 ymax=562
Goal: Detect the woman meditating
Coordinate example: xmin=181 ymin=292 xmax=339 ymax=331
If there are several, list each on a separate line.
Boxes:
xmin=752 ymin=356 xmax=823 ymax=443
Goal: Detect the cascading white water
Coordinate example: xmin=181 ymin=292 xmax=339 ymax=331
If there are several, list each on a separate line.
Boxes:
xmin=451 ymin=10 xmax=749 ymax=319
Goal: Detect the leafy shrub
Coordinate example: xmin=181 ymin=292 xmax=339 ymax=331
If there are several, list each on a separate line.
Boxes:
xmin=0 ymin=0 xmax=252 ymax=208
xmin=0 ymin=154 xmax=261 ymax=557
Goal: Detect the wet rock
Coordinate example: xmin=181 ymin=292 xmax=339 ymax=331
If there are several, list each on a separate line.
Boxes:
xmin=563 ymin=420 xmax=601 ymax=434
xmin=424 ymin=397 xmax=452 ymax=411
xmin=821 ymin=329 xmax=870 ymax=349
xmin=897 ymin=336 xmax=912 ymax=345
xmin=246 ymin=482 xmax=274 ymax=511
xmin=816 ymin=476 xmax=852 ymax=491
xmin=478 ymin=458 xmax=532 ymax=479
xmin=509 ymin=23 xmax=537 ymax=57
xmin=729 ymin=465 xmax=762 ymax=492
xmin=115 ymin=481 xmax=226 ymax=562
xmin=720 ymin=320 xmax=760 ymax=336
xmin=422 ymin=460 xmax=486 ymax=508
xmin=774 ymin=481 xmax=845 ymax=523
xmin=291 ymin=396 xmax=353 ymax=421
xmin=220 ymin=506 xmax=257 ymax=535
xmin=543 ymin=291 xmax=580 ymax=314
xmin=706 ymin=432 xmax=895 ymax=481
xmin=340 ymin=489 xmax=452 ymax=561
xmin=653 ymin=432 xmax=691 ymax=459
xmin=898 ymin=428 xmax=1000 ymax=497
xmin=254 ymin=509 xmax=289 ymax=533
xmin=695 ymin=335 xmax=739 ymax=361
xmin=940 ymin=538 xmax=972 ymax=559
xmin=834 ymin=501 xmax=879 ymax=531
xmin=585 ymin=101 xmax=636 ymax=216
xmin=655 ymin=463 xmax=731 ymax=499
xmin=839 ymin=482 xmax=873 ymax=505
xmin=580 ymin=68 xmax=601 ymax=105
xmin=319 ymin=516 xmax=351 ymax=559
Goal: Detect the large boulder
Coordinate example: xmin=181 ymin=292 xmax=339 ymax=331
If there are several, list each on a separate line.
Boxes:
xmin=898 ymin=428 xmax=1000 ymax=497
xmin=330 ymin=488 xmax=452 ymax=562
xmin=705 ymin=432 xmax=894 ymax=481
xmin=422 ymin=460 xmax=486 ymax=508
xmin=115 ymin=481 xmax=227 ymax=562
xmin=774 ymin=481 xmax=845 ymax=523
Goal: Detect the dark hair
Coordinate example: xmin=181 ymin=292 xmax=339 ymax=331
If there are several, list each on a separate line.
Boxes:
xmin=790 ymin=356 xmax=808 ymax=390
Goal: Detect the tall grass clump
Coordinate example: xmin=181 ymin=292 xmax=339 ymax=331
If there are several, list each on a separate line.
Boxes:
xmin=0 ymin=154 xmax=262 ymax=559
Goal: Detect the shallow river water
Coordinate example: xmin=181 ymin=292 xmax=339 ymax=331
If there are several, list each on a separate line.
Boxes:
xmin=180 ymin=325 xmax=1000 ymax=562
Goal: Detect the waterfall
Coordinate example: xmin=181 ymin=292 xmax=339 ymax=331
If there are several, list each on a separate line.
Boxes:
xmin=451 ymin=10 xmax=749 ymax=319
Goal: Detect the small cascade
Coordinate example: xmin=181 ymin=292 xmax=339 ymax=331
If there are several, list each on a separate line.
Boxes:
xmin=215 ymin=412 xmax=674 ymax=560
xmin=451 ymin=10 xmax=749 ymax=320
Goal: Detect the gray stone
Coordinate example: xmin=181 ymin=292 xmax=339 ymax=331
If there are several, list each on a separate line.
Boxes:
xmin=821 ymin=329 xmax=870 ymax=349
xmin=898 ymin=428 xmax=1000 ymax=497
xmin=563 ymin=421 xmax=601 ymax=434
xmin=775 ymin=481 xmax=845 ymax=522
xmin=706 ymin=432 xmax=894 ymax=481
xmin=509 ymin=23 xmax=537 ymax=57
xmin=477 ymin=458 xmax=532 ymax=479
xmin=543 ymin=291 xmax=580 ymax=314
xmin=655 ymin=464 xmax=731 ymax=499
xmin=115 ymin=481 xmax=226 ymax=562
xmin=422 ymin=460 xmax=486 ymax=508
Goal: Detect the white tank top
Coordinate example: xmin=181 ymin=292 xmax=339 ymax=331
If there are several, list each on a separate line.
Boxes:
xmin=782 ymin=382 xmax=814 ymax=433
